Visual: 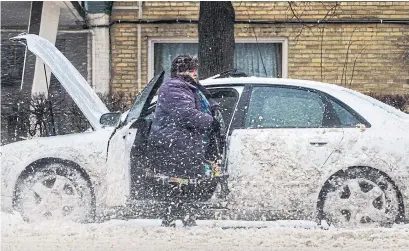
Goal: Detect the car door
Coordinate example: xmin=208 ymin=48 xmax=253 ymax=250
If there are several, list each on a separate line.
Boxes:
xmin=226 ymin=85 xmax=345 ymax=220
xmin=127 ymin=85 xmax=245 ymax=202
xmin=105 ymin=72 xmax=164 ymax=207
xmin=318 ymin=96 xmax=373 ymax=175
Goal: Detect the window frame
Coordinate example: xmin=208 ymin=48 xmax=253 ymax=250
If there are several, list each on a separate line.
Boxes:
xmin=147 ymin=37 xmax=288 ymax=80
xmin=324 ymin=93 xmax=371 ymax=128
xmin=244 ymin=84 xmax=371 ymax=129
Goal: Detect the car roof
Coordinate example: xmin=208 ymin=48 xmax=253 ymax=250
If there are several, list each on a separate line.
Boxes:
xmin=200 ymin=77 xmax=346 ymax=93
xmin=201 ymin=76 xmax=409 ymax=123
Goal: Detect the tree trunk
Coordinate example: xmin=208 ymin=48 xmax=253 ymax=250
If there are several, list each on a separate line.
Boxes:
xmin=198 ymin=2 xmax=235 ymax=80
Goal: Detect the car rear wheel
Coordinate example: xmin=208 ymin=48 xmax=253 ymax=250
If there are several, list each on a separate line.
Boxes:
xmin=321 ymin=167 xmax=401 ymax=228
xmin=14 ymin=163 xmax=94 ymax=223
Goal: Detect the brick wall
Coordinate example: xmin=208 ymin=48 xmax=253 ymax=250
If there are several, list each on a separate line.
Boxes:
xmin=110 ymin=1 xmax=409 ymax=97
xmin=110 ymin=0 xmax=138 ymax=97
xmin=142 ymin=1 xmax=409 ymax=20
xmin=110 ymin=23 xmax=138 ymax=97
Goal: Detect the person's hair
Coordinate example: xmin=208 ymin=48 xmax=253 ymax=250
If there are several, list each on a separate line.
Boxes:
xmin=171 ymin=55 xmax=199 ymax=77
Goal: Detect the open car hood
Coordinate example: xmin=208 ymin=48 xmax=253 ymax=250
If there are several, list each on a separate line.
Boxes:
xmin=11 ymin=34 xmax=109 ymax=130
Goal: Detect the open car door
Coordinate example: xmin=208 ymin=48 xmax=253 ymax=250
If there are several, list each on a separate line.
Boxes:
xmin=105 ymin=72 xmax=164 ymax=207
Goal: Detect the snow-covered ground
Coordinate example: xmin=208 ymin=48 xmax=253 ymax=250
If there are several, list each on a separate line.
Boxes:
xmin=2 ymin=212 xmax=409 ymax=251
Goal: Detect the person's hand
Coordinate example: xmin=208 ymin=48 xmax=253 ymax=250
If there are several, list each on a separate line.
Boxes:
xmin=211 ymin=161 xmax=222 ymax=177
xmin=211 ymin=104 xmax=220 ymax=116
xmin=211 ymin=117 xmax=221 ymax=132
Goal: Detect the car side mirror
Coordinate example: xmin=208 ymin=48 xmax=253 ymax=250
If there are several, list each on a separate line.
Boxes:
xmin=100 ymin=112 xmax=121 ymax=127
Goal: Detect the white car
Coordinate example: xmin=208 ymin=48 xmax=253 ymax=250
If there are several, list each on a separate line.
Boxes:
xmin=1 ymin=34 xmax=408 ymax=227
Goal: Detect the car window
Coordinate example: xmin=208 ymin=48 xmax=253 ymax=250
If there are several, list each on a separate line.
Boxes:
xmin=144 ymin=88 xmax=240 ymax=124
xmin=329 ymin=99 xmax=361 ymax=127
xmin=209 ymin=88 xmax=239 ymax=126
xmin=125 ymin=72 xmax=164 ymax=124
xmin=246 ymin=86 xmax=325 ymax=128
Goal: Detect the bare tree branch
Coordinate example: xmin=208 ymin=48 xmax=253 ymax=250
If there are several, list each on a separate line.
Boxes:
xmin=320 ymin=25 xmax=324 ymax=81
xmin=341 ymin=27 xmax=358 ymax=86
xmin=349 ymin=45 xmax=369 ymax=88
xmin=286 ymin=2 xmax=340 ymax=46
xmin=288 ymin=2 xmax=315 ymax=36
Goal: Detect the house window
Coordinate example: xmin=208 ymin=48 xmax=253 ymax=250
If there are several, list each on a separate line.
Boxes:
xmin=153 ymin=43 xmax=198 ymax=77
xmin=149 ymin=37 xmax=288 ymax=80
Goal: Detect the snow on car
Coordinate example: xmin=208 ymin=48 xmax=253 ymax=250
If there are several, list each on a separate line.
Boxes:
xmin=1 ymin=34 xmax=409 ymax=228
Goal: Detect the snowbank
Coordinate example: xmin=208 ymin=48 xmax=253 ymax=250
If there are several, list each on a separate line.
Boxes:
xmin=2 ymin=212 xmax=409 ymax=251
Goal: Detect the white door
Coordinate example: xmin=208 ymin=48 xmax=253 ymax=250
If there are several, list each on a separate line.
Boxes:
xmin=227 ymin=85 xmax=344 ymax=220
xmin=105 ymin=72 xmax=164 ymax=207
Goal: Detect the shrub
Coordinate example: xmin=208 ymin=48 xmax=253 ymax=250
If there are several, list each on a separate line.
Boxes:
xmin=1 ymin=92 xmax=132 ymax=144
xmin=367 ymin=93 xmax=409 ymax=113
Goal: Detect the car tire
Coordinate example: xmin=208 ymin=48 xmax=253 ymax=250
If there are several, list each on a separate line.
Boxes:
xmin=14 ymin=162 xmax=94 ymax=223
xmin=320 ymin=167 xmax=401 ymax=228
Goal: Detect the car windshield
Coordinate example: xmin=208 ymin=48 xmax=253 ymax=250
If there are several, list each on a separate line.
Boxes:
xmin=125 ymin=73 xmax=163 ymax=123
xmin=342 ymin=89 xmax=409 ymax=120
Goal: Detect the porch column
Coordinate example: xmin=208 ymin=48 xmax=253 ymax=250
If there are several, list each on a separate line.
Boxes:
xmin=89 ymin=14 xmax=110 ymax=94
xmin=31 ymin=1 xmax=60 ymax=96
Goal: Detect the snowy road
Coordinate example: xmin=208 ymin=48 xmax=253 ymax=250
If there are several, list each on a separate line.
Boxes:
xmin=2 ymin=212 xmax=409 ymax=251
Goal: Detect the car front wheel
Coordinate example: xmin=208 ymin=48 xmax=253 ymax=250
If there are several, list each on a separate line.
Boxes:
xmin=14 ymin=162 xmax=94 ymax=223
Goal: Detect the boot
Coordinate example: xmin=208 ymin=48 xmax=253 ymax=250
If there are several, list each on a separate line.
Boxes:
xmin=182 ymin=215 xmax=197 ymax=227
xmin=161 ymin=204 xmax=177 ymax=227
xmin=161 ymin=218 xmax=176 ymax=227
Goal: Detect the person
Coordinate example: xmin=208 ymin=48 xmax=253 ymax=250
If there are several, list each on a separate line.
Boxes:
xmin=148 ymin=55 xmax=222 ymax=227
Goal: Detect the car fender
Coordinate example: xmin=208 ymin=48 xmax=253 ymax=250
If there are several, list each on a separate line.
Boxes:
xmin=105 ymin=121 xmax=136 ymax=208
xmin=1 ymin=129 xmax=114 ymax=212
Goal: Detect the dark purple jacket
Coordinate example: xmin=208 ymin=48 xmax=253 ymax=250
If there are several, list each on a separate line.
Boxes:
xmin=148 ymin=76 xmax=216 ymax=178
